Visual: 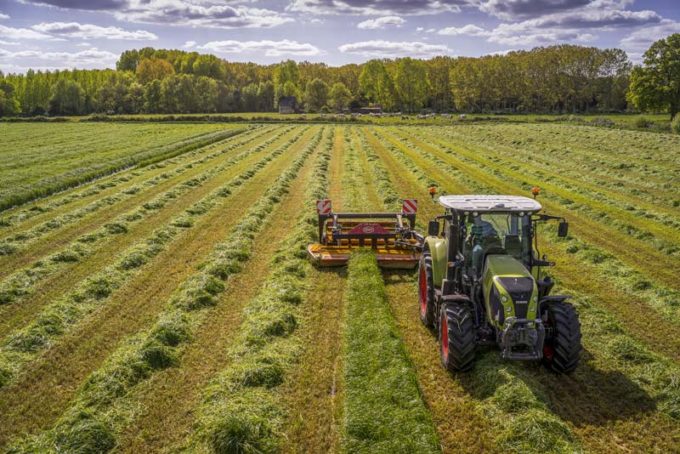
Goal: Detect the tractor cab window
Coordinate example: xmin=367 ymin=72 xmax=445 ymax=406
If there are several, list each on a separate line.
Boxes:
xmin=465 ymin=213 xmax=531 ymax=271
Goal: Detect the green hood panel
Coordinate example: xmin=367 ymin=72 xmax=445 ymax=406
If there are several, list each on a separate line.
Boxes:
xmin=484 ymin=255 xmax=532 ymax=279
xmin=483 ymin=255 xmax=538 ymax=326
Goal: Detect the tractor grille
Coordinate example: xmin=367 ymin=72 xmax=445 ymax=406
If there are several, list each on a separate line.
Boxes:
xmin=499 ymin=277 xmax=534 ymax=319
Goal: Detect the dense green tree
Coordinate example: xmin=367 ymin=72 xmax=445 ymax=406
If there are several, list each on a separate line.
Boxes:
xmin=329 ymin=82 xmax=352 ymax=111
xmin=628 ymin=34 xmax=680 ymax=119
xmin=257 ymin=80 xmax=275 ymax=111
xmin=241 ymin=83 xmax=259 ymax=112
xmin=359 ymin=60 xmax=394 ymax=109
xmin=0 ymin=81 xmax=19 ymax=116
xmin=394 ymin=58 xmax=429 ymax=113
xmin=304 ymin=78 xmax=329 ymax=112
xmin=143 ymin=79 xmax=162 ymax=113
xmin=136 ymin=58 xmax=175 ymax=84
xmin=48 ymin=79 xmax=84 ymax=115
xmin=274 ymin=60 xmax=300 ymax=104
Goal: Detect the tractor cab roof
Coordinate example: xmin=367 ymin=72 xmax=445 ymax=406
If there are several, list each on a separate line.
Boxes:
xmin=438 ymin=195 xmax=542 ymax=214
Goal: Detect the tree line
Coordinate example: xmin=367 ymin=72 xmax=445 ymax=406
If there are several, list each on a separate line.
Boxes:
xmin=0 ymin=37 xmax=677 ymax=117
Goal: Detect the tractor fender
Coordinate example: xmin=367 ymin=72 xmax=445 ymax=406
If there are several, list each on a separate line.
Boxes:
xmin=424 ymin=237 xmax=448 ymax=287
xmin=538 ymin=295 xmax=571 ymax=313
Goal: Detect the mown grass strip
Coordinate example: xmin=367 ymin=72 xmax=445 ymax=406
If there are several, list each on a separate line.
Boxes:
xmin=0 ymin=126 xmax=271 ymax=235
xmin=389 ymin=128 xmax=680 ymax=286
xmin=0 ymin=129 xmax=308 ymax=390
xmin=342 ymin=249 xmax=440 ymax=453
xmin=0 ymin=127 xmax=248 ymax=213
xmin=368 ymin=127 xmax=680 ymax=435
xmin=0 ymin=126 xmax=295 ymax=310
xmin=185 ymin=129 xmax=333 ymax=453
xmin=408 ymin=127 xmax=680 ymax=255
xmin=6 ymin=128 xmax=325 ymax=454
xmin=0 ymin=126 xmax=276 ymax=256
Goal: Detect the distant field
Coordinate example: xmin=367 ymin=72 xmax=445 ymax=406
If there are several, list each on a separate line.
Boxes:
xmin=0 ymin=121 xmax=677 ymax=453
xmin=0 ymin=122 xmax=245 ymax=210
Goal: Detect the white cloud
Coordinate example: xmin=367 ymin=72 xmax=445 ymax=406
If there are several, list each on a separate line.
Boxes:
xmin=287 ymin=0 xmax=463 ymax=16
xmin=478 ymin=0 xmax=591 ymax=20
xmin=0 ymin=25 xmax=56 ymax=40
xmin=31 ymin=22 xmax=157 ymax=40
xmin=183 ymin=40 xmax=197 ymax=49
xmin=487 ymin=23 xmax=596 ymax=45
xmin=619 ymin=19 xmax=680 ymax=62
xmin=438 ymin=24 xmax=489 ymax=36
xmin=114 ymin=1 xmax=292 ymax=28
xmin=198 ymin=40 xmax=322 ymax=57
xmin=0 ymin=47 xmax=118 ymax=71
xmin=416 ymin=26 xmax=424 ymax=32
xmin=0 ymin=12 xmax=9 ymax=20
xmin=357 ymin=16 xmax=405 ymax=30
xmin=22 ymin=0 xmax=292 ymax=29
xmin=338 ymin=40 xmax=451 ymax=58
xmin=0 ymin=40 xmax=20 ymax=46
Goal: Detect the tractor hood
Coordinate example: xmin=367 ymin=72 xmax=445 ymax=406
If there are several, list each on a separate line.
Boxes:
xmin=483 ymin=255 xmax=538 ymax=326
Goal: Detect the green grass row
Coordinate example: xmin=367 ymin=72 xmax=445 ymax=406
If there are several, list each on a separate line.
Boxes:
xmin=187 ymin=129 xmax=332 ymax=453
xmin=0 ymin=126 xmax=294 ymax=309
xmin=0 ymin=126 xmax=272 ymax=232
xmin=0 ymin=130 xmax=305 ymax=390
xmin=371 ymin=128 xmax=680 ymax=335
xmin=0 ymin=126 xmax=278 ymax=256
xmin=7 ymin=128 xmax=325 ymax=453
xmin=396 ymin=128 xmax=679 ymax=257
xmin=0 ymin=123 xmax=246 ymax=212
xmin=430 ymin=125 xmax=679 ymax=217
xmin=368 ymin=127 xmax=680 ymax=435
xmin=342 ymin=250 xmax=441 ymax=453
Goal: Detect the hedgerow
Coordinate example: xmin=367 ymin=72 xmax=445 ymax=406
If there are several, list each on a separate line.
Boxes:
xmin=0 ymin=128 xmax=308 ymax=390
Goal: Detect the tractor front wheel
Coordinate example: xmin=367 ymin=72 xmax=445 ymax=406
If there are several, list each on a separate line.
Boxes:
xmin=418 ymin=251 xmax=436 ymax=328
xmin=439 ymin=302 xmax=476 ymax=372
xmin=542 ymin=301 xmax=581 ymax=374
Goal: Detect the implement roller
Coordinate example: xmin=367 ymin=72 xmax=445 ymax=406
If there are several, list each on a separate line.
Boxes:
xmin=306 ymin=198 xmax=423 ymax=269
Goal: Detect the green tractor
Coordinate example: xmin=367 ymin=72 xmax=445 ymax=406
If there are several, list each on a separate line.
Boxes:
xmin=418 ymin=195 xmax=582 ymax=373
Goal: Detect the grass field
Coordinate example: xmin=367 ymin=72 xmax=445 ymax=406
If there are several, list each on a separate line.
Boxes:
xmin=0 ymin=120 xmax=677 ymax=453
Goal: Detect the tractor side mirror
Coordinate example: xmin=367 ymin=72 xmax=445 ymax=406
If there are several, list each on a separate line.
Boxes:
xmin=427 ymin=220 xmax=440 ymax=237
xmin=558 ymin=221 xmax=569 ymax=238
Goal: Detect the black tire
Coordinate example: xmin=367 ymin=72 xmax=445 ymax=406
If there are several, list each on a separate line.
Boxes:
xmin=439 ymin=302 xmax=476 ymax=372
xmin=542 ymin=301 xmax=581 ymax=374
xmin=418 ymin=251 xmax=436 ymax=328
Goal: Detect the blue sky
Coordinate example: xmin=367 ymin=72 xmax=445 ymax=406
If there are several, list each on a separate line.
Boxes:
xmin=0 ymin=0 xmax=678 ymax=73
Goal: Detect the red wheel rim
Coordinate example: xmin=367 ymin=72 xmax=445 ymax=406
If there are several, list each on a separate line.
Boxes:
xmin=441 ymin=313 xmax=449 ymax=360
xmin=543 ymin=344 xmax=554 ymax=362
xmin=419 ymin=265 xmax=427 ymax=317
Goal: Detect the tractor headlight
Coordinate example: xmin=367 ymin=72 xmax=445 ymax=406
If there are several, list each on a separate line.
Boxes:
xmin=501 ymin=295 xmax=508 ymax=303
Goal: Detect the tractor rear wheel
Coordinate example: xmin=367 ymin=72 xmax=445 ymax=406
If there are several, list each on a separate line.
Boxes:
xmin=439 ymin=302 xmax=476 ymax=372
xmin=418 ymin=251 xmax=436 ymax=328
xmin=542 ymin=301 xmax=581 ymax=374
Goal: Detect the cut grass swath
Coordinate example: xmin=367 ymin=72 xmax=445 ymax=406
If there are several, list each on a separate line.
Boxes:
xmin=0 ymin=126 xmax=248 ymax=212
xmin=185 ymin=129 xmax=333 ymax=453
xmin=0 ymin=130 xmax=308 ymax=389
xmin=5 ymin=128 xmax=326 ymax=453
xmin=0 ymin=126 xmax=278 ymax=257
xmin=0 ymin=126 xmax=271 ymax=235
xmin=0 ymin=126 xmax=295 ymax=310
xmin=342 ymin=249 xmax=440 ymax=453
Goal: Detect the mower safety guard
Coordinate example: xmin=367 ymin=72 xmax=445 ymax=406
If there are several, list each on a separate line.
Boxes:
xmin=307 ymin=199 xmax=423 ymax=269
